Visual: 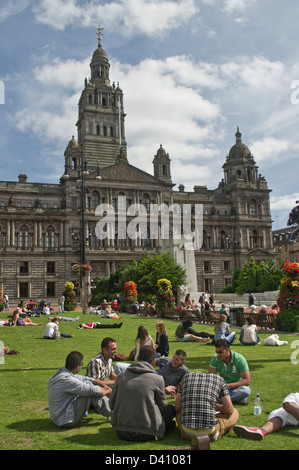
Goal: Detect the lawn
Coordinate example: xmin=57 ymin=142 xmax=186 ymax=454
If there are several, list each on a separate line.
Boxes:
xmin=0 ymin=310 xmax=298 ymax=451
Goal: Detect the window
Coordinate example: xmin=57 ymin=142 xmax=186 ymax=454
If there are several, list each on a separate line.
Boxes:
xmin=204 ymin=279 xmax=211 ymax=292
xmin=20 ymin=261 xmax=29 ymax=275
xmin=47 ymin=262 xmax=55 ymax=274
xmin=224 ymin=261 xmax=230 ymax=271
xmin=117 ymin=193 xmax=126 ymax=212
xmin=45 ymin=226 xmax=56 ymax=249
xmin=91 ymin=191 xmax=100 ymax=210
xmin=72 ymin=158 xmax=77 ymax=170
xmin=142 ymin=194 xmax=150 ymax=211
xmin=249 ymin=200 xmax=257 ymax=217
xmin=204 ymin=261 xmax=211 ymax=272
xmin=19 ymin=282 xmax=29 ymax=297
xmin=18 ymin=225 xmax=29 ymax=249
xmin=71 ymin=197 xmax=77 ymax=211
xmin=46 ymin=282 xmax=56 ymax=297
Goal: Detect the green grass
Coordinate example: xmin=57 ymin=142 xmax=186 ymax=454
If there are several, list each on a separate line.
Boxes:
xmin=0 ymin=311 xmax=298 ymax=451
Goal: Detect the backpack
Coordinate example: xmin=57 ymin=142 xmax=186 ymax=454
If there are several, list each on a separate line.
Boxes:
xmin=52 ymin=329 xmax=61 ymax=340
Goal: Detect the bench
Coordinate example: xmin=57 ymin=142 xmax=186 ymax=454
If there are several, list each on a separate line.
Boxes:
xmin=236 ymin=312 xmax=276 ymax=329
xmin=162 ymin=308 xmax=180 ymax=320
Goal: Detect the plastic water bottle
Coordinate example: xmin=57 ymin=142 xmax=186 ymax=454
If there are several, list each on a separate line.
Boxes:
xmin=254 ymin=393 xmax=262 ymax=415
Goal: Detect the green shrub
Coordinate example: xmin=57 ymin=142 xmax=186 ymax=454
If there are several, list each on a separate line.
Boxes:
xmin=276 ymin=308 xmax=299 ymax=332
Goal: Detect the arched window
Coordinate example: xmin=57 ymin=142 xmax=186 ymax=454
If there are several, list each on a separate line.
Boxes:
xmin=251 ymin=230 xmax=259 ymax=248
xmin=72 ymin=157 xmax=77 ymax=170
xmin=96 ymin=125 xmax=100 ymax=136
xmin=19 ymin=225 xmax=29 ymax=249
xmin=45 ymin=225 xmax=55 ymax=249
xmin=142 ymin=194 xmax=150 ymax=211
xmin=249 ymin=200 xmax=257 ymax=217
xmin=91 ymin=191 xmax=100 ymax=210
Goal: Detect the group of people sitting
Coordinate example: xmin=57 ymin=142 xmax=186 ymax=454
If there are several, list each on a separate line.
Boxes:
xmin=181 ymin=291 xmax=216 ymax=312
xmin=47 ymin=336 xmax=298 ymax=444
xmin=88 ymin=303 xmax=121 ymax=319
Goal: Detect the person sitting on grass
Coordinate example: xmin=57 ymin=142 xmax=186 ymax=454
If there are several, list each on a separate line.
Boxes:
xmin=175 ymin=370 xmax=239 ymax=443
xmin=43 ymin=317 xmax=74 ymax=339
xmin=175 ymin=319 xmax=211 ymax=343
xmin=214 ymin=314 xmax=236 ymax=344
xmin=239 ymin=317 xmax=260 ymax=345
xmin=233 ymin=392 xmax=299 ymax=440
xmin=114 ymin=349 xmax=189 ymax=397
xmin=110 ymin=345 xmax=176 ymax=442
xmin=103 ymin=304 xmax=121 ymax=319
xmin=155 ymin=320 xmax=169 ymax=357
xmin=208 ymin=339 xmax=251 ymax=405
xmin=85 ymin=337 xmax=118 ymax=388
xmin=47 ymin=351 xmax=112 ymax=428
xmin=10 ymin=308 xmax=42 ymax=326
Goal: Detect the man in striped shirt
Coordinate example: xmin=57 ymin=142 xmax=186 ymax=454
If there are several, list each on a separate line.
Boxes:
xmin=85 ymin=337 xmax=118 ymax=388
xmin=175 ymin=371 xmax=239 ymax=442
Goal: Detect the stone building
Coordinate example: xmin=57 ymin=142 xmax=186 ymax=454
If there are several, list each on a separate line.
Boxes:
xmin=273 ymin=226 xmax=299 ymax=265
xmin=0 ymin=29 xmax=275 ymax=304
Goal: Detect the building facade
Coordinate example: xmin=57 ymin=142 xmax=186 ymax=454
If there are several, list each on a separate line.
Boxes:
xmin=0 ymin=30 xmax=275 ymax=303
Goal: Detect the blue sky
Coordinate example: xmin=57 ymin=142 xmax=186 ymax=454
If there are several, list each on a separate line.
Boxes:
xmin=1 ymin=0 xmax=299 ymax=229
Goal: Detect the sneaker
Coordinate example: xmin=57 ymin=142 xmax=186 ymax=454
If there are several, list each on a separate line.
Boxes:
xmin=238 ymin=397 xmax=249 ymax=405
xmin=233 ymin=426 xmax=265 ymax=441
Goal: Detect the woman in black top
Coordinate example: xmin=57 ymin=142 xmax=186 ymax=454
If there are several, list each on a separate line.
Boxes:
xmin=155 ymin=320 xmax=169 ymax=357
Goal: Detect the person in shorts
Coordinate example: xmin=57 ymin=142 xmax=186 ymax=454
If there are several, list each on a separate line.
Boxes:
xmin=233 ymin=392 xmax=299 ymax=440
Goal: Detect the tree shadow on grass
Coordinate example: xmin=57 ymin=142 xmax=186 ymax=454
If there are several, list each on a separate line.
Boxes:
xmin=7 ymin=417 xmax=101 ymax=434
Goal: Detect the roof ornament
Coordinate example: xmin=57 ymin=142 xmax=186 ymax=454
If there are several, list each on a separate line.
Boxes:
xmin=97 ymin=25 xmax=104 ymax=47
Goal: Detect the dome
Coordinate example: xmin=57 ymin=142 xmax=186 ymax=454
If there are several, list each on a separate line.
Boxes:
xmin=155 ymin=144 xmax=169 ymax=159
xmin=67 ymin=135 xmax=78 ymax=149
xmin=91 ymin=45 xmax=108 ymax=63
xmin=228 ymin=127 xmax=252 ymax=160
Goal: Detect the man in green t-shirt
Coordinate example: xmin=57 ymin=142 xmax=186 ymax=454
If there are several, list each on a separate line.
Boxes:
xmin=208 ymin=339 xmax=251 ymax=404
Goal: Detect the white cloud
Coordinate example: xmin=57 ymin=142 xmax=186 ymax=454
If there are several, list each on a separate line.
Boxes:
xmin=0 ymin=0 xmax=30 ymax=23
xmin=32 ymin=0 xmax=198 ymax=36
xmin=220 ymin=57 xmax=285 ymax=90
xmin=270 ymin=193 xmax=299 ymax=212
xmin=250 ymin=137 xmax=290 ymax=165
xmin=222 ymin=0 xmax=257 ymax=13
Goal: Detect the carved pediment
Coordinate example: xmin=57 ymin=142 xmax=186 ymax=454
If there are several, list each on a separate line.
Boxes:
xmin=101 ymin=161 xmax=165 ymax=185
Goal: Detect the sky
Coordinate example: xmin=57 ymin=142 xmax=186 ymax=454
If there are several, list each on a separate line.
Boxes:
xmin=1 ymin=0 xmax=299 ymax=230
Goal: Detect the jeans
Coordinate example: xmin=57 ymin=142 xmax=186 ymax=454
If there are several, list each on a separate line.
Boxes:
xmin=229 ymin=385 xmax=251 ymax=403
xmin=225 ymin=332 xmax=236 ymax=344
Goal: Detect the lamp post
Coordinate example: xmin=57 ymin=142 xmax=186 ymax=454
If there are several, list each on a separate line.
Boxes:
xmin=76 ymin=151 xmax=102 ymax=313
xmin=226 ymin=227 xmax=242 ymax=269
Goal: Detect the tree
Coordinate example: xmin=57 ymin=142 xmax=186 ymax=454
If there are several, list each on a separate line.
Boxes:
xmin=91 ymin=253 xmax=186 ymax=303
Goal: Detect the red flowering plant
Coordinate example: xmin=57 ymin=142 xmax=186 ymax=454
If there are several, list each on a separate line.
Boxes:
xmin=123 ymin=281 xmax=138 ymax=304
xmin=71 ymin=264 xmax=92 ymax=276
xmin=277 ymin=261 xmax=299 ymax=310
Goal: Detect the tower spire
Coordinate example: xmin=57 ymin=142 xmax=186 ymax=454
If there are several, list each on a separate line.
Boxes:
xmin=97 ymin=25 xmax=104 ymax=47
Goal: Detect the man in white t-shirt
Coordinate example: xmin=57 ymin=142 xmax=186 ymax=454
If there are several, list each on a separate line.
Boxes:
xmin=43 ymin=320 xmax=59 ymax=339
xmin=233 ymin=392 xmax=299 ymax=440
